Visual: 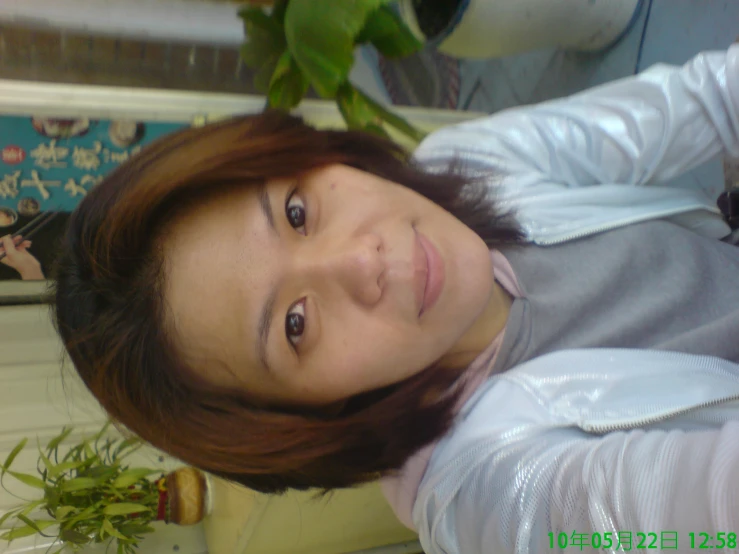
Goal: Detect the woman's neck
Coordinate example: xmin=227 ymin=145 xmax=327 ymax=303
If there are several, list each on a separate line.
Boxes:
xmin=438 ymin=280 xmax=512 ymax=370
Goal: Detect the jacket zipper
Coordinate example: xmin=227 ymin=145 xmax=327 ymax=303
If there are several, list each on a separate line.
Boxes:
xmin=533 ymin=204 xmax=719 ymax=246
xmin=583 ymin=394 xmax=739 ymax=433
xmin=498 ymin=349 xmax=739 ymax=434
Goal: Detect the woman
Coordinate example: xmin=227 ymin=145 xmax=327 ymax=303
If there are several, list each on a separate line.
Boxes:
xmin=54 ymin=45 xmax=739 ymax=554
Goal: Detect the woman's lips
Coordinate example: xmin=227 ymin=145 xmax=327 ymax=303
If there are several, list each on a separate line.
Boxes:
xmin=414 ymin=229 xmax=445 ymax=317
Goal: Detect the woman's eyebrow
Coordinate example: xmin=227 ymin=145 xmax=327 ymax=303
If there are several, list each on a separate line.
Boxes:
xmin=259 ymin=183 xmax=277 ymax=235
xmin=257 ymin=288 xmax=278 ymax=374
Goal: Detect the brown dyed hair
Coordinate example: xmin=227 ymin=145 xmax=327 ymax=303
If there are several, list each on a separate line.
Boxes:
xmin=53 ymin=111 xmax=523 ymax=494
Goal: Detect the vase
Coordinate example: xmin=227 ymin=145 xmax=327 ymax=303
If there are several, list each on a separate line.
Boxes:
xmin=397 ymin=0 xmax=643 ymax=59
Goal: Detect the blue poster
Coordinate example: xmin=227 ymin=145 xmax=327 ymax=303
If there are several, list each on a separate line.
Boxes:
xmin=0 ymin=115 xmax=187 ymax=281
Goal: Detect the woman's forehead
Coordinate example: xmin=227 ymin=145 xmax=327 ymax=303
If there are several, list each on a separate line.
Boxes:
xmin=161 ymin=185 xmax=267 ymax=375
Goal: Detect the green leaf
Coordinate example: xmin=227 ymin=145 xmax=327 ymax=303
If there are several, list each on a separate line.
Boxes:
xmin=363 ymin=91 xmax=427 ymax=143
xmin=38 ymin=444 xmax=54 ymax=475
xmin=63 ymin=505 xmax=98 ymax=526
xmin=118 ymin=523 xmax=155 ymax=537
xmin=62 ymin=444 xmax=82 ymax=463
xmin=1 ymin=525 xmax=38 ymax=541
xmin=46 ymin=427 xmax=73 ymax=453
xmin=97 ymin=438 xmax=114 ymax=465
xmin=268 ymin=50 xmax=311 ymax=110
xmin=2 ymin=438 xmax=27 ymax=476
xmin=60 ymin=529 xmax=91 ymax=545
xmin=284 ymin=0 xmax=393 ymax=98
xmin=83 ymin=442 xmax=95 ymax=460
xmin=93 ymin=421 xmax=111 ymax=441
xmin=44 ymin=486 xmax=59 ymax=512
xmin=102 ymin=519 xmax=128 ymax=541
xmin=336 ymin=81 xmax=382 ymax=130
xmin=7 ymin=470 xmax=45 ymax=489
xmin=114 ymin=442 xmax=142 ymax=462
xmin=112 ymin=468 xmax=158 ymax=489
xmin=48 ymin=460 xmax=85 ymax=478
xmin=108 ymin=487 xmax=126 ymax=501
xmin=75 ymin=457 xmax=97 ymax=473
xmin=356 ymin=5 xmax=423 ymax=58
xmin=0 ymin=519 xmax=54 ymax=542
xmin=19 ymin=500 xmax=44 ymax=517
xmin=61 ymin=477 xmax=100 ymax=492
xmin=244 ymin=46 xmax=284 ymax=95
xmin=83 ymin=466 xmax=117 ymax=480
xmin=238 ymin=7 xmax=285 ymax=65
xmin=15 ymin=514 xmax=37 ymax=530
xmin=0 ymin=509 xmax=19 ymax=528
xmin=270 ymin=0 xmax=290 ymax=22
xmin=339 ymin=82 xmax=426 ymax=143
xmin=111 ymin=438 xmax=141 ymax=462
xmin=55 ymin=505 xmax=76 ymax=521
xmin=239 ymin=7 xmax=287 ymax=93
xmin=102 ymin=504 xmax=151 ymax=517
xmin=16 ymin=514 xmax=55 ymax=534
xmin=364 ymin=123 xmax=392 ymax=140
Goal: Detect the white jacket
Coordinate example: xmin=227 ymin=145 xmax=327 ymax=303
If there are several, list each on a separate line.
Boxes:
xmin=410 ymin=46 xmax=739 ymax=554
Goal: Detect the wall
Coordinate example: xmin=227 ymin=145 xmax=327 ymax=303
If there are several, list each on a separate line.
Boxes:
xmin=0 ymin=1 xmax=391 ymax=105
xmin=0 ymin=0 xmax=243 ymax=46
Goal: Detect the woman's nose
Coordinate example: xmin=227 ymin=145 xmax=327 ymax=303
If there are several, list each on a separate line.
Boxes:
xmin=303 ymin=233 xmax=384 ymax=305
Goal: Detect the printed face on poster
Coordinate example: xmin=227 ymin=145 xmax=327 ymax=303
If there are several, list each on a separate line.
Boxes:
xmin=0 ymin=116 xmax=186 ymax=283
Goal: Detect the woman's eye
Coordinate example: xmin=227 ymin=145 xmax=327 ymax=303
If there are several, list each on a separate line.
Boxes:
xmin=285 ymin=191 xmax=306 ymax=234
xmin=285 ymin=299 xmax=306 ymax=348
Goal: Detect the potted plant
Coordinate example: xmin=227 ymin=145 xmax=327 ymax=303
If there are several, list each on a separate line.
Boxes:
xmin=397 ymin=0 xmax=643 ymax=59
xmin=0 ymin=424 xmax=210 ymax=554
xmin=238 ymin=0 xmax=428 ymax=144
xmin=238 ymin=0 xmax=643 ymax=90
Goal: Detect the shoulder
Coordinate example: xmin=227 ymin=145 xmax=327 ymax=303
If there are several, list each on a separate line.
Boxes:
xmin=412 ymin=110 xmax=537 ymax=175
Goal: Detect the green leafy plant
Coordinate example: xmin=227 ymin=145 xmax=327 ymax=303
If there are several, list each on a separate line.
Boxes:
xmin=0 ymin=424 xmax=164 ymax=554
xmin=239 ymin=0 xmax=428 ymax=143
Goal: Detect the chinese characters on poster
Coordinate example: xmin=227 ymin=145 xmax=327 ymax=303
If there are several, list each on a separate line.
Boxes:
xmin=0 ymin=116 xmax=186 ymax=281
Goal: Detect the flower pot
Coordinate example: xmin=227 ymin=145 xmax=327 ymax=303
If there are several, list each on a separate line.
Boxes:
xmin=161 ymin=468 xmax=211 ymax=526
xmin=398 ymin=0 xmax=643 ymax=59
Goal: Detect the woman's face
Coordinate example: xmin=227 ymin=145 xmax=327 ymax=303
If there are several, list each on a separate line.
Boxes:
xmin=164 ymin=164 xmax=498 ymax=407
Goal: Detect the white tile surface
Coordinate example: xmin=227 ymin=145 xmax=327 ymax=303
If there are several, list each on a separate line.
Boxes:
xmin=638 ymin=0 xmax=739 ymax=69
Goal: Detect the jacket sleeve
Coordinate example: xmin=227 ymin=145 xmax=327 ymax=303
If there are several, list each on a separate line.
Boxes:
xmin=415 ymin=45 xmax=739 ymax=192
xmin=415 ymin=419 xmax=739 ymax=554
